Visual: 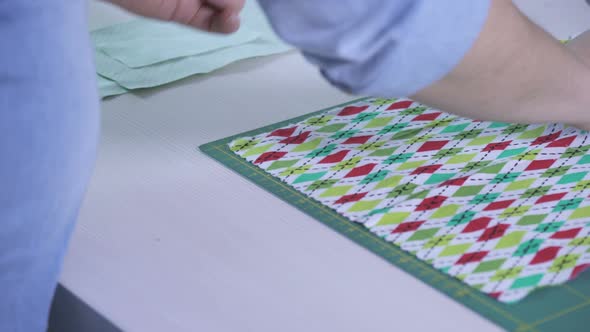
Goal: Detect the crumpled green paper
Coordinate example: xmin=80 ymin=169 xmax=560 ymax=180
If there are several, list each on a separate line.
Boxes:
xmin=93 ymin=20 xmax=259 ymax=68
xmin=93 ymin=1 xmax=290 ymax=98
xmin=97 ymin=74 xmax=127 ymax=97
xmin=95 ymin=38 xmax=289 ymax=90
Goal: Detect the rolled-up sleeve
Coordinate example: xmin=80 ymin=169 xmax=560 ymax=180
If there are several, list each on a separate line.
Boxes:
xmin=257 ymin=0 xmax=491 ymax=97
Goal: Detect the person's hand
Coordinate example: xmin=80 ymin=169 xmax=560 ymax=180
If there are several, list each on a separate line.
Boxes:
xmin=107 ymin=0 xmax=245 ymax=33
xmin=567 ymin=30 xmax=590 ymax=67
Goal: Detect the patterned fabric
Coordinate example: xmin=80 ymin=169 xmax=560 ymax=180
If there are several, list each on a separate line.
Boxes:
xmin=229 ymin=98 xmax=590 ymax=303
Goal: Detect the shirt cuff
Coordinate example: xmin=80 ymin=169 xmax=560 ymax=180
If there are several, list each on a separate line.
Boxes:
xmin=319 ymin=0 xmax=492 ymax=97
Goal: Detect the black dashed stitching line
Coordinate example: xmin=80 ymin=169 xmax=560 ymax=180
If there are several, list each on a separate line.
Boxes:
xmin=449 ymin=124 xmax=564 ymax=278
xmin=252 ymin=113 xmax=333 ymax=164
xmin=413 ymin=123 xmax=536 ymax=261
xmin=302 ymin=101 xmax=419 ymax=196
xmin=347 ymin=114 xmax=456 ymax=208
xmin=350 ymin=114 xmax=463 ymax=215
xmin=277 ymin=103 xmax=382 ymax=179
xmin=281 ymin=103 xmax=391 ymax=183
xmin=384 ymin=122 xmax=489 ymax=244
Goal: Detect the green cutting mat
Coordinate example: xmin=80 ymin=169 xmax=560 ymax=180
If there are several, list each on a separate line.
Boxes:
xmin=199 ymin=99 xmax=590 ymax=332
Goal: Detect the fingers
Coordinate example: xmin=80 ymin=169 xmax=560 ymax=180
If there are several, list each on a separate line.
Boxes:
xmin=210 ymin=13 xmax=240 ymax=33
xmin=206 ymin=0 xmax=245 ymax=13
xmin=204 ymin=0 xmax=244 ymax=33
xmin=185 ymin=4 xmax=240 ymax=33
xmin=108 ymin=0 xmax=244 ymax=34
xmin=186 ymin=0 xmax=242 ymax=33
xmin=168 ymin=0 xmax=202 ymax=25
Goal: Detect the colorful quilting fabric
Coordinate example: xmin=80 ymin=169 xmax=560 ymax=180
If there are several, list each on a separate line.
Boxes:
xmin=229 ymin=98 xmax=590 ymax=303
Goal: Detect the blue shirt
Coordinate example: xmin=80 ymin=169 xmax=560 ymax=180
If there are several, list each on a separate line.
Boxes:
xmin=258 ymin=0 xmax=491 ymax=97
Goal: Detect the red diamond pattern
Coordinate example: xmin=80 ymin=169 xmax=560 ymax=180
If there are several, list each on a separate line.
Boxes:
xmin=342 ymin=135 xmax=372 ymax=145
xmin=319 ymin=150 xmax=350 ymax=164
xmin=525 ymin=159 xmax=556 ymax=171
xmin=254 ymin=151 xmax=287 ymax=164
xmin=386 ymin=100 xmax=413 ymax=111
xmin=462 ymin=217 xmax=492 ymax=233
xmin=532 ymin=131 xmax=562 ymax=145
xmin=279 ymin=131 xmax=311 ymax=144
xmin=483 ymin=141 xmax=512 ymax=152
xmin=477 ymin=224 xmax=509 ymax=241
xmin=456 ymin=251 xmax=489 ymax=265
xmin=488 ymin=292 xmax=502 ymax=300
xmin=440 ymin=176 xmax=470 ymax=187
xmin=412 ymin=112 xmax=441 ymax=121
xmin=411 ymin=164 xmax=442 ymax=175
xmin=571 ymin=264 xmax=590 ymax=279
xmin=338 ymin=105 xmax=369 ymax=116
xmin=536 ymin=192 xmax=567 ymax=204
xmin=344 ymin=164 xmax=377 ymax=178
xmin=334 ymin=192 xmax=367 ymax=204
xmin=415 ymin=196 xmax=447 ymax=211
xmin=484 ymin=199 xmax=515 ymax=211
xmin=269 ymin=126 xmax=297 ymax=137
xmin=547 ymin=135 xmax=576 ymax=148
xmin=550 ymin=228 xmax=582 ymax=239
xmin=392 ymin=221 xmax=426 ymax=233
xmin=530 ymin=246 xmax=561 ymax=265
xmin=417 ymin=140 xmax=449 ymax=152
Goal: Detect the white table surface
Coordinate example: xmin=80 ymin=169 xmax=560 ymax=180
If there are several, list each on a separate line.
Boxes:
xmin=64 ymin=1 xmax=590 ymax=331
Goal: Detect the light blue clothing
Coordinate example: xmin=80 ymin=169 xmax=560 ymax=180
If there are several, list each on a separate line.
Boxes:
xmin=0 ymin=1 xmax=99 ymax=331
xmin=258 ymin=0 xmax=491 ymax=97
xmin=0 ymin=0 xmax=490 ymax=330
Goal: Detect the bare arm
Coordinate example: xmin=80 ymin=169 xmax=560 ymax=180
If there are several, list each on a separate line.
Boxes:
xmin=412 ymin=0 xmax=590 ymax=129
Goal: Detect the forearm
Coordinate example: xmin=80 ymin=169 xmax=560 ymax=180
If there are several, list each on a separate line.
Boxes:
xmin=260 ymin=0 xmax=589 ymax=128
xmin=412 ymin=0 xmax=590 ymax=127
xmin=258 ymin=0 xmax=491 ymax=99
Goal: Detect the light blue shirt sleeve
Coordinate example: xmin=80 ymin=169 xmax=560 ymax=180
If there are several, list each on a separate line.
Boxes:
xmin=257 ymin=0 xmax=491 ymax=97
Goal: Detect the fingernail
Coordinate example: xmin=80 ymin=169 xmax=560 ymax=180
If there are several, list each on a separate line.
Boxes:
xmin=211 ymin=14 xmax=239 ymax=33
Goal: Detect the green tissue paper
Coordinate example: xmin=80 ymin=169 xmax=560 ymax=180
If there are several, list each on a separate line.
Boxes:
xmin=97 ymin=74 xmax=127 ymax=97
xmin=93 ymin=20 xmax=259 ymax=68
xmin=93 ymin=1 xmax=290 ymax=98
xmin=94 ymin=39 xmax=289 ymax=90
